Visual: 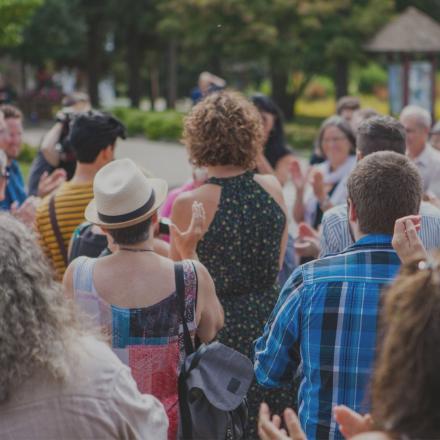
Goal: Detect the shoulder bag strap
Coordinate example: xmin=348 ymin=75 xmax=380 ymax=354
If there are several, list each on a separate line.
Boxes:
xmin=175 ymin=261 xmax=195 ymax=440
xmin=49 ymin=193 xmax=68 ymax=267
xmin=174 ymin=262 xmax=195 ymax=356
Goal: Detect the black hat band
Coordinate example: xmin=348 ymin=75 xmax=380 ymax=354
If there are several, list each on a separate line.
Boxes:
xmin=98 ymin=190 xmax=156 ymax=223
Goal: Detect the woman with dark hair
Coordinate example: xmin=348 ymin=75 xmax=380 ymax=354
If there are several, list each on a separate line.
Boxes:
xmin=171 ymin=90 xmax=293 ymax=436
xmin=291 ymin=115 xmax=356 ymax=228
xmin=251 ymin=94 xmax=295 ymax=185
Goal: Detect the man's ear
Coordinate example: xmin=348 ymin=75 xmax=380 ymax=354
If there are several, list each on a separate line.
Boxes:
xmin=348 ymin=198 xmax=357 ymax=222
xmin=100 ymin=144 xmax=114 ymax=162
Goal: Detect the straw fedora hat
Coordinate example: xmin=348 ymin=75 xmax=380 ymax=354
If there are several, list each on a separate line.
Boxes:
xmin=85 ymin=158 xmax=168 ymax=229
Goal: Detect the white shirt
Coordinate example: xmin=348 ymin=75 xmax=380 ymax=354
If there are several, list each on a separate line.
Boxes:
xmin=320 ymin=201 xmax=440 ymax=257
xmin=412 ymin=144 xmax=440 ymax=197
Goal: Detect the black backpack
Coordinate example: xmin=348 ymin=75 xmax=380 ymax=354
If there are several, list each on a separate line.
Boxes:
xmin=174 ymin=263 xmax=254 ymax=440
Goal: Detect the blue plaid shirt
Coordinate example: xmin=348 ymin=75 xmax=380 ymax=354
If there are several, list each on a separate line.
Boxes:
xmin=254 ymin=234 xmax=401 ymax=440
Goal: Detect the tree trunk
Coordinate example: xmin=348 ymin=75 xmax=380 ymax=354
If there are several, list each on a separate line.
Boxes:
xmin=334 ymin=58 xmax=349 ymax=99
xmin=127 ymin=33 xmax=142 ymax=108
xmin=270 ymin=68 xmax=295 ymax=120
xmin=167 ymin=39 xmax=178 ymax=109
xmin=150 ymin=64 xmax=159 ymax=111
xmin=86 ymin=20 xmax=101 ymax=107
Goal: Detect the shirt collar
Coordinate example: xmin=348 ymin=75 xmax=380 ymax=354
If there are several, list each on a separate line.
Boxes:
xmin=345 ymin=234 xmax=393 ymax=252
xmin=6 ymin=160 xmax=19 ymax=172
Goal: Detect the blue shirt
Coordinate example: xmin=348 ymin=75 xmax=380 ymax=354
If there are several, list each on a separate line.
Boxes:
xmin=0 ymin=160 xmax=27 ymax=210
xmin=254 ymin=235 xmax=401 ymax=440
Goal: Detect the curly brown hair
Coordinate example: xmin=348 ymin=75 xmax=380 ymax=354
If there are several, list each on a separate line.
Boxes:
xmin=371 ymin=254 xmax=440 ymax=438
xmin=183 ymin=90 xmax=263 ymax=169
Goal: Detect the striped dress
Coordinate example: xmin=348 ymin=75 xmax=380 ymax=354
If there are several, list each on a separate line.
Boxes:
xmin=36 ymin=181 xmax=93 ymax=278
xmin=72 ymin=257 xmax=198 ymax=440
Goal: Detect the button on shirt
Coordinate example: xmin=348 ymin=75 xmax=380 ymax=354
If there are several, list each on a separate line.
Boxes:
xmin=0 ymin=159 xmax=27 ymax=210
xmin=320 ymin=201 xmax=440 ymax=257
xmin=412 ymin=144 xmax=440 ymax=197
xmin=254 ymin=235 xmax=401 ymax=440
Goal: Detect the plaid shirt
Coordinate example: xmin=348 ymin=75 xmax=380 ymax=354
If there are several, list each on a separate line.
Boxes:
xmin=254 ymin=234 xmax=401 ymax=440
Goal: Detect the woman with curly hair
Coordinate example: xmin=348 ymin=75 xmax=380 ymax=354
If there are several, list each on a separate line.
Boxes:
xmin=0 ymin=214 xmax=168 ymax=439
xmin=170 ymin=90 xmax=293 ymax=435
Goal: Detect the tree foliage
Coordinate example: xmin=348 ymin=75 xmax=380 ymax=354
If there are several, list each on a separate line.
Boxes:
xmin=0 ymin=0 xmax=42 ymax=48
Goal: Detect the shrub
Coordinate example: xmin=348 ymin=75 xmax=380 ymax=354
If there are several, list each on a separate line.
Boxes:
xmin=358 ymin=63 xmax=387 ymax=94
xmin=17 ymin=143 xmax=37 ymax=163
xmin=143 ymin=111 xmax=183 ymax=141
xmin=304 ymin=76 xmax=335 ymax=101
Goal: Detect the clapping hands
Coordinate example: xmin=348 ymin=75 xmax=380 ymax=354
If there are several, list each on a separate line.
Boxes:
xmin=391 ymin=215 xmax=427 ymax=264
xmin=37 ymin=169 xmax=67 ymax=198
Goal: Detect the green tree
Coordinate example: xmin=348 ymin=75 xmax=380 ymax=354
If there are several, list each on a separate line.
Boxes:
xmin=0 ymin=0 xmax=41 ymax=48
xmin=322 ymin=0 xmax=394 ymax=98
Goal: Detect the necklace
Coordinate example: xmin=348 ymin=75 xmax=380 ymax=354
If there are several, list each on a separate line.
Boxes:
xmin=119 ymin=247 xmax=155 ymax=253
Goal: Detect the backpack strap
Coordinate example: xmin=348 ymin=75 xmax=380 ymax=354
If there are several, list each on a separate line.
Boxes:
xmin=174 ymin=262 xmax=195 ymax=356
xmin=175 ymin=261 xmax=195 ymax=439
xmin=49 ymin=193 xmax=68 ymax=267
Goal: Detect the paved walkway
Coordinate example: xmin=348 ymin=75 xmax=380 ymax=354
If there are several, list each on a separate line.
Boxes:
xmin=23 ymin=126 xmax=192 ymax=188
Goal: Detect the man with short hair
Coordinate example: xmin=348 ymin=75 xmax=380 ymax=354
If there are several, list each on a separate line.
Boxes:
xmin=400 ymin=105 xmax=440 ymax=197
xmin=36 ymin=110 xmax=126 ymax=278
xmin=320 ymin=115 xmax=440 ymax=256
xmin=254 ymin=151 xmax=422 ymax=440
xmin=0 ymin=105 xmax=26 ymax=210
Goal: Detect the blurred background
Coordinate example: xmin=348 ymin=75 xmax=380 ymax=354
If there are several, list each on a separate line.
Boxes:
xmin=1 ymin=0 xmax=440 ymax=180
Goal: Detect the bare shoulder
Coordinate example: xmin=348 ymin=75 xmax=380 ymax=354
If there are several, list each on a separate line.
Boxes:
xmin=253 ymin=173 xmax=285 ymax=205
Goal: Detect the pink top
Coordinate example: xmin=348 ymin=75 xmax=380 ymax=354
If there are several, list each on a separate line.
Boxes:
xmin=160 ymin=181 xmax=197 ymax=218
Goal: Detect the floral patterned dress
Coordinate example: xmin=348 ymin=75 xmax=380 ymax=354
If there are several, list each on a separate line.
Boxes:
xmin=197 ymin=171 xmax=296 ymax=437
xmin=72 ymin=257 xmax=198 ymax=440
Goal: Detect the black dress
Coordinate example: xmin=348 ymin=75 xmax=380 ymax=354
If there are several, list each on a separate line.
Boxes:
xmin=197 ymin=171 xmax=296 ymax=438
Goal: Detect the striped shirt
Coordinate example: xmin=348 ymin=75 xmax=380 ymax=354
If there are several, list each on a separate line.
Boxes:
xmin=320 ymin=201 xmax=440 ymax=257
xmin=36 ymin=181 xmax=94 ymax=278
xmin=254 ymin=235 xmax=401 ymax=440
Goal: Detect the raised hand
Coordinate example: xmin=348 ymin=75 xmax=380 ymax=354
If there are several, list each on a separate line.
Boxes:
xmin=170 ymin=201 xmax=206 ymax=260
xmin=11 ymin=196 xmax=39 ymax=228
xmin=310 ymin=168 xmax=326 ymax=202
xmin=294 ymin=223 xmax=320 ymax=259
xmin=258 ymin=403 xmax=306 ymax=440
xmin=289 ymin=159 xmax=306 ymax=191
xmin=333 ymin=405 xmax=373 ymax=439
xmin=37 ymin=169 xmax=67 ymax=198
xmin=391 ymin=215 xmax=427 ymax=264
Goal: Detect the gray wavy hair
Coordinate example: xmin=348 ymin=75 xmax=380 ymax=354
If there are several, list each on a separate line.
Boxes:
xmin=0 ymin=214 xmax=83 ymax=402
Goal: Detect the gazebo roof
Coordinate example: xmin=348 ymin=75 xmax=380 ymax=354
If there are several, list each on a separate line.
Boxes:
xmin=366 ymin=7 xmax=440 ymax=53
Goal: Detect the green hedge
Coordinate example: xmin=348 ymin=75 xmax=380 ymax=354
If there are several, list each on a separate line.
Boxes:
xmin=112 ymin=107 xmax=184 ymax=140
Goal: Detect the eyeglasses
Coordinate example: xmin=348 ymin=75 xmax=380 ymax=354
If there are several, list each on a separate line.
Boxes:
xmin=322 ymin=136 xmax=347 ymax=145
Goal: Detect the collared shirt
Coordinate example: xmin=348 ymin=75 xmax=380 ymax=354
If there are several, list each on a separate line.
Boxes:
xmin=254 ymin=235 xmax=401 ymax=440
xmin=412 ymin=143 xmax=440 ymax=197
xmin=0 ymin=159 xmax=26 ymax=210
xmin=320 ymin=202 xmax=440 ymax=257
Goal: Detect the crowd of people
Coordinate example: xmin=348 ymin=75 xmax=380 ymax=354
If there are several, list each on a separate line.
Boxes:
xmin=0 ymin=88 xmax=440 ymax=440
